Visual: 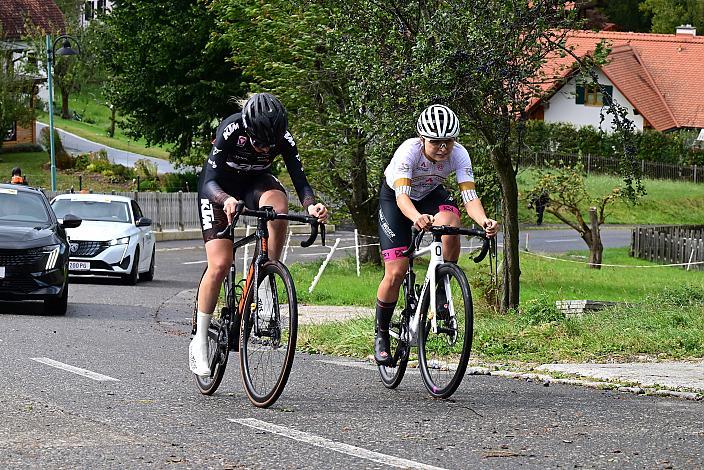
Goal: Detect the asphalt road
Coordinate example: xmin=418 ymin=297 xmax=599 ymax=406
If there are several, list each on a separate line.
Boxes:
xmin=1 ymin=233 xmax=702 ymax=468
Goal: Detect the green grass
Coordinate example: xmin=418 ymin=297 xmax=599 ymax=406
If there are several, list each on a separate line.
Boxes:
xmin=0 ymin=151 xmax=132 ymax=192
xmin=516 ymin=170 xmax=704 ymax=225
xmin=292 ymin=248 xmax=704 ymax=363
xmin=37 ymin=85 xmax=170 ymax=160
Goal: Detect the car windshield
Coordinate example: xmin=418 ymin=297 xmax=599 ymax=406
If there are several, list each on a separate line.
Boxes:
xmin=52 ymin=199 xmax=131 ymax=223
xmin=0 ymin=188 xmax=51 ymax=227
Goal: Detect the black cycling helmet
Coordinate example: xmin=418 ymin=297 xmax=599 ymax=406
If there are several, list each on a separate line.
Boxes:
xmin=241 ymin=92 xmax=288 ymax=147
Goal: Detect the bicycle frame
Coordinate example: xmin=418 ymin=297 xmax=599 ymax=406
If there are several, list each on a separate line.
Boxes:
xmin=396 ymin=231 xmax=447 ymax=347
xmin=392 ymin=226 xmax=491 ymax=349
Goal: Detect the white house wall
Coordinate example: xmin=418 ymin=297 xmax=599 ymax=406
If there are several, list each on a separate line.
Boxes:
xmin=543 ymin=70 xmax=644 ymax=132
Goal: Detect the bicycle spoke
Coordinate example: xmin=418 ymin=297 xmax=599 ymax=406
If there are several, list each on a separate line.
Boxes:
xmin=418 ymin=263 xmax=473 ymax=399
xmin=241 ymin=262 xmax=297 ymax=407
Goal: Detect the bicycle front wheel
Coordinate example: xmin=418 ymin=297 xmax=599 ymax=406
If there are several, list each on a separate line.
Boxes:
xmin=240 ymin=260 xmax=297 ymax=407
xmin=418 ymin=263 xmax=474 ymax=399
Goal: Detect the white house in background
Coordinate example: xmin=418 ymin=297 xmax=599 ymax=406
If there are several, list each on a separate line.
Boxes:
xmin=527 ymin=27 xmax=704 ymax=134
xmin=80 ymin=0 xmax=114 ymax=27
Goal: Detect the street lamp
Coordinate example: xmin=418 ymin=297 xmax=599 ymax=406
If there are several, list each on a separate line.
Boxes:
xmin=46 ymin=34 xmax=80 ymax=191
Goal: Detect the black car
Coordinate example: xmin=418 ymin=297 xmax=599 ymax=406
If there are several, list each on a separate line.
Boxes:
xmin=0 ymin=184 xmax=81 ymax=315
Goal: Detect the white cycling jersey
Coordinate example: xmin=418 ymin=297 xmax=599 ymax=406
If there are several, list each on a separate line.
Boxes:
xmin=384 ymin=138 xmax=478 ymax=203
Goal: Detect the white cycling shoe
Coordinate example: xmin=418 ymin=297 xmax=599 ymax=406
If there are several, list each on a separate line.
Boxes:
xmin=189 ymin=339 xmax=211 ymax=377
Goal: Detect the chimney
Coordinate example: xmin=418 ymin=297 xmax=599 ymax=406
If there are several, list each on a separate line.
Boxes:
xmin=676 ymin=24 xmax=696 ymax=36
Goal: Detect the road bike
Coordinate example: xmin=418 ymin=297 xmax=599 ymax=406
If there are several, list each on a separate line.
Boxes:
xmin=192 ymin=203 xmax=325 ymax=407
xmin=378 ymin=225 xmax=492 ymax=398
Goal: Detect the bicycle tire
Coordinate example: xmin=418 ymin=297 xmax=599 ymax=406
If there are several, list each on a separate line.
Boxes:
xmin=240 ymin=260 xmax=298 ymax=407
xmin=195 ymin=274 xmax=233 ymax=395
xmin=378 ymin=291 xmax=411 ymax=389
xmin=418 ymin=263 xmax=474 ymax=399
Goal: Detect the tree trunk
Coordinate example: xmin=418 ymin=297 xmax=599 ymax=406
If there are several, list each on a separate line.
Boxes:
xmin=345 ymin=136 xmax=381 ymax=265
xmin=587 ymin=207 xmax=603 ymax=269
xmin=492 ymin=146 xmax=521 ymax=312
xmin=60 ymin=87 xmax=70 ymax=120
xmin=109 ymin=106 xmax=116 ymax=137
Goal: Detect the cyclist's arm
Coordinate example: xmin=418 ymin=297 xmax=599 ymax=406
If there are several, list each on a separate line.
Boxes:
xmin=463 ymin=198 xmax=498 ymax=237
xmin=200 ymin=132 xmax=234 ymax=206
xmin=279 ymin=131 xmax=316 ymax=208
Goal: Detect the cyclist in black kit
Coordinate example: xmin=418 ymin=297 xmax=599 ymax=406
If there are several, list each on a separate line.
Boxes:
xmin=190 ymin=93 xmax=328 ymax=376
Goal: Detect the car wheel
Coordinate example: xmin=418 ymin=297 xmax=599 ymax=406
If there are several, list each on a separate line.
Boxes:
xmin=123 ymin=248 xmax=140 ymax=285
xmin=44 ymin=284 xmax=68 ymax=316
xmin=139 ymin=248 xmax=155 ymax=282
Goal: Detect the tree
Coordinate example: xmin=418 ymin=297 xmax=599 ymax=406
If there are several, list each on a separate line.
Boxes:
xmin=210 ymin=0 xmax=383 ymax=262
xmin=526 ymin=164 xmax=623 ymax=268
xmin=327 ymin=1 xmax=592 ymax=311
xmin=640 ymin=0 xmax=704 ymax=33
xmin=598 ymin=0 xmax=652 ymax=32
xmin=98 ymin=0 xmax=244 ymax=166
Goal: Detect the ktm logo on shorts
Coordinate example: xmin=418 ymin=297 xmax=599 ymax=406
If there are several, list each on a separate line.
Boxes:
xmin=200 ymin=199 xmax=214 ymax=230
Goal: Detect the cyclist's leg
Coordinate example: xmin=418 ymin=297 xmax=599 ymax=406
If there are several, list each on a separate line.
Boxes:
xmin=248 ymin=173 xmax=289 ymax=261
xmin=191 ymin=198 xmax=232 ymax=376
xmin=376 ymin=183 xmax=411 ymax=365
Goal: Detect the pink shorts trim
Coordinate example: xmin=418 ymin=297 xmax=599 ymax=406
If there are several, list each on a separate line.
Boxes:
xmin=382 ymin=247 xmax=408 ymax=261
xmin=438 ymin=204 xmax=460 ymax=216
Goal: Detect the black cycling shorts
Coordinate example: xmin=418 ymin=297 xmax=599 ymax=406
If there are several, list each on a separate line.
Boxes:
xmin=377 ymin=182 xmax=459 ymax=262
xmin=198 ymin=172 xmax=286 ymax=243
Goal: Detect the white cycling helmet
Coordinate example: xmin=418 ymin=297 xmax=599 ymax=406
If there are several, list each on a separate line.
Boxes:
xmin=416 ymin=104 xmax=460 ymax=139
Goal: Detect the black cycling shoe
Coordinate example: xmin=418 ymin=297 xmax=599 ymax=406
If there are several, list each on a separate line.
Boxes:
xmin=374 ymin=331 xmax=393 ymax=366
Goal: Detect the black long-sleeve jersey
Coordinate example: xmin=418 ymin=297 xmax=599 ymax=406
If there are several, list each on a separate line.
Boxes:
xmin=198 ymin=113 xmax=316 ymax=207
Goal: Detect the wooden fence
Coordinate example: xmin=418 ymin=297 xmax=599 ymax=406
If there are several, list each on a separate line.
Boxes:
xmin=522 ymin=152 xmax=701 ymax=183
xmin=630 ymin=225 xmax=704 ymax=271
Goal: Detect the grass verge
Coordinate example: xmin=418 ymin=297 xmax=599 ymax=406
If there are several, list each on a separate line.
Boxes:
xmin=291 ymin=248 xmax=704 ymax=363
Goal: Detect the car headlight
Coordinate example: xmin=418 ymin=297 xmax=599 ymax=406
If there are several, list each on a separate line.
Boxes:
xmin=42 ymin=244 xmax=61 ymax=270
xmin=108 ymin=236 xmax=130 ymax=246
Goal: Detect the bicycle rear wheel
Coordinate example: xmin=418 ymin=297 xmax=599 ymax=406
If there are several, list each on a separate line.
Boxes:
xmin=418 ymin=263 xmax=473 ymax=399
xmin=195 ymin=274 xmax=233 ymax=395
xmin=240 ymin=260 xmax=297 ymax=407
xmin=378 ymin=294 xmax=411 ymax=389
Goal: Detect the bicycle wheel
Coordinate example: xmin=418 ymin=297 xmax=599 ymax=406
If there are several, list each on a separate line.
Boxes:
xmin=378 ymin=293 xmax=411 ymax=389
xmin=240 ymin=260 xmax=297 ymax=407
xmin=195 ymin=275 xmax=233 ymax=395
xmin=418 ymin=263 xmax=473 ymax=399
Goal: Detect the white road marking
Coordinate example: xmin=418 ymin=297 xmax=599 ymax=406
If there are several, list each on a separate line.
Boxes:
xmin=230 ymin=418 xmax=447 ymax=470
xmin=31 ymin=357 xmax=120 ymax=382
xmin=544 ymin=239 xmax=579 ymax=243
xmin=182 ymin=260 xmax=207 ymax=265
xmin=317 ymin=359 xmax=378 ymax=370
xmin=156 ymin=246 xmax=201 ymax=252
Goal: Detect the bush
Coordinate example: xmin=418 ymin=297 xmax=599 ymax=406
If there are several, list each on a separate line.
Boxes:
xmin=0 ymin=143 xmax=44 ymax=154
xmin=524 ymin=122 xmax=703 ymax=165
xmin=159 ymin=172 xmax=198 ymax=192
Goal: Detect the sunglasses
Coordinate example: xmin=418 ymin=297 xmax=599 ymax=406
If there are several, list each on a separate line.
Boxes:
xmin=247 ymin=132 xmax=276 ymax=150
xmin=426 ymin=138 xmax=455 ymax=147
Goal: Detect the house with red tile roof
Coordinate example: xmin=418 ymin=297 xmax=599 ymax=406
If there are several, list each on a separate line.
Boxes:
xmin=0 ymin=0 xmax=65 ymax=149
xmin=527 ymin=27 xmax=704 ymax=133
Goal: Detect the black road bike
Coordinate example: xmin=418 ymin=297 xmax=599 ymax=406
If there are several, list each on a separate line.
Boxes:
xmin=192 ymin=203 xmax=325 ymax=407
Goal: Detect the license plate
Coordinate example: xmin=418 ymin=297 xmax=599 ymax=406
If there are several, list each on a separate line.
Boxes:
xmin=0 ymin=266 xmax=4 ymax=279
xmin=69 ymin=261 xmax=90 ymax=271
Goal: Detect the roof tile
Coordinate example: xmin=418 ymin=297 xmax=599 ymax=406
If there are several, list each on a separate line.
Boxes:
xmin=0 ymin=0 xmax=65 ymax=41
